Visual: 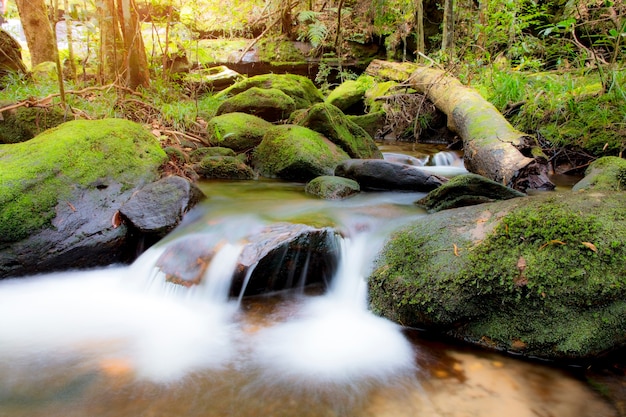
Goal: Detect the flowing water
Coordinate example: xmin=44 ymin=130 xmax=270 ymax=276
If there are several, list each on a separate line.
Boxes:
xmin=0 ymin=154 xmax=618 ymax=417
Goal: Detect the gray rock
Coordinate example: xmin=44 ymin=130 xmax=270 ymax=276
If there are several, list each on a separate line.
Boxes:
xmin=335 ymin=159 xmax=446 ymax=191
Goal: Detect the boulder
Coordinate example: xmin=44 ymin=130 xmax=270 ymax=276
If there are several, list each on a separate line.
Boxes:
xmin=0 ymin=103 xmax=68 ymax=144
xmin=294 ymin=103 xmax=383 ymax=159
xmin=572 ymin=156 xmax=626 ymax=192
xmin=253 ymin=124 xmax=350 ymax=182
xmin=369 ymin=191 xmax=626 ymax=360
xmin=0 ymin=29 xmax=27 ymax=81
xmin=206 ymin=112 xmax=272 ymax=152
xmin=305 ymin=175 xmax=360 ymax=200
xmin=120 ymin=175 xmax=205 ymax=237
xmin=347 ymin=111 xmax=386 ymax=139
xmin=156 ymin=223 xmax=341 ymax=296
xmin=0 ymin=119 xmax=167 ymax=278
xmin=182 ymin=65 xmax=243 ymax=94
xmin=335 ymin=159 xmax=446 ymax=191
xmin=189 ymin=146 xmax=236 ymax=163
xmin=193 ymin=155 xmax=256 ymax=180
xmin=325 ymin=75 xmax=374 ymax=114
xmin=216 ymin=87 xmax=296 ymax=122
xmin=416 ymin=173 xmax=526 ymax=212
xmin=216 ymin=73 xmax=324 ymax=110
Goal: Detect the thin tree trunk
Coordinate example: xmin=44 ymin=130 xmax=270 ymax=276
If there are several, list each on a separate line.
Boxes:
xmin=365 ymin=60 xmax=554 ymax=192
xmin=441 ymin=0 xmax=454 ymax=56
xmin=415 ymin=0 xmax=424 ymax=61
xmin=15 ymin=0 xmax=56 ymax=66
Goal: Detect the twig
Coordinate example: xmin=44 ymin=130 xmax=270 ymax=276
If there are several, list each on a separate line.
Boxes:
xmin=161 ymin=129 xmax=209 ymax=146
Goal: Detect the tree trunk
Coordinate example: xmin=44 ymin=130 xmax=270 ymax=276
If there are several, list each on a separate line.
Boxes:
xmin=15 ymin=0 xmax=56 ymax=66
xmin=119 ymin=0 xmax=150 ymax=89
xmin=365 ymin=59 xmax=554 ymax=192
xmin=441 ymin=0 xmax=454 ymax=56
xmin=414 ymin=0 xmax=425 ymax=60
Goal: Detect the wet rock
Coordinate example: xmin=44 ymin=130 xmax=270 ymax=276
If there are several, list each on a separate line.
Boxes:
xmin=232 ymin=223 xmax=341 ymax=297
xmin=305 ymin=176 xmax=360 ymax=200
xmin=206 ymin=112 xmax=272 ymax=152
xmin=370 ymin=191 xmax=626 ymax=361
xmin=294 ymin=103 xmax=383 ymax=159
xmin=416 ymin=173 xmax=526 ymax=213
xmin=335 ymin=159 xmax=446 ymax=191
xmin=253 ymin=124 xmax=350 ymax=182
xmin=0 ymin=119 xmax=167 ymax=278
xmin=216 ymin=87 xmax=296 ymax=122
xmin=156 ymin=223 xmax=341 ymax=297
xmin=572 ymin=156 xmax=626 ymax=192
xmin=193 ymin=155 xmax=256 ymax=180
xmin=120 ymin=175 xmax=206 ymax=236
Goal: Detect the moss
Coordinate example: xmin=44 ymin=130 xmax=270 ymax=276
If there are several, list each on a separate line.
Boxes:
xmin=215 ymin=73 xmax=324 ymax=110
xmin=0 ymin=104 xmax=68 ymax=144
xmin=216 ymin=87 xmax=296 ymax=122
xmin=364 ymin=80 xmax=397 ymax=113
xmin=572 ymin=156 xmax=626 ymax=191
xmin=189 ymin=146 xmax=236 ymax=163
xmin=193 ymin=155 xmax=256 ymax=180
xmin=0 ymin=119 xmax=166 ymax=242
xmin=296 ymin=103 xmax=383 ymax=159
xmin=257 ymin=38 xmax=307 ymax=63
xmin=305 ymin=175 xmax=360 ymax=200
xmin=206 ymin=112 xmax=272 ymax=152
xmin=253 ymin=124 xmax=349 ymax=182
xmin=325 ymin=75 xmax=375 ymax=113
xmin=370 ymin=192 xmax=626 ymax=358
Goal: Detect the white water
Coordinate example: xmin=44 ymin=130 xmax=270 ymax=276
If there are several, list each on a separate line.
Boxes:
xmin=0 ymin=206 xmax=416 ymax=387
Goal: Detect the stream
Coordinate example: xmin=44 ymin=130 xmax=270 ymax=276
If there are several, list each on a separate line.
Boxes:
xmin=0 ymin=150 xmax=618 ymax=417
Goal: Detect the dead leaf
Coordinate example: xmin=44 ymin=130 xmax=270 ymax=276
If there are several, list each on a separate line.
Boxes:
xmin=111 ymin=211 xmax=122 ymax=228
xmin=581 ymin=241 xmax=598 ymax=252
xmin=539 ymin=239 xmax=566 ymax=250
xmin=66 ymin=201 xmax=76 ymax=212
xmin=516 ymin=256 xmax=526 ymax=272
xmin=453 ymin=243 xmax=460 ymax=256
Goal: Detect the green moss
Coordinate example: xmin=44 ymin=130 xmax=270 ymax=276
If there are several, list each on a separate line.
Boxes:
xmin=253 ymin=124 xmax=349 ymax=181
xmin=257 ymin=39 xmax=307 ymax=63
xmin=207 ymin=112 xmax=272 ymax=152
xmin=194 ymin=155 xmax=256 ymax=179
xmin=370 ymin=192 xmax=626 ymax=358
xmin=325 ymin=75 xmax=375 ymax=112
xmin=0 ymin=119 xmax=166 ymax=242
xmin=0 ymin=104 xmax=67 ymax=144
xmin=572 ymin=156 xmax=626 ymax=191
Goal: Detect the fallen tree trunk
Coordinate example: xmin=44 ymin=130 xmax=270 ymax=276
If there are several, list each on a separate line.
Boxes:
xmin=365 ymin=59 xmax=554 ymax=192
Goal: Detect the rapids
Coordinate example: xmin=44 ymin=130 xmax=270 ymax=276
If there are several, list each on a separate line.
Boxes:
xmin=0 ymin=156 xmax=618 ymax=416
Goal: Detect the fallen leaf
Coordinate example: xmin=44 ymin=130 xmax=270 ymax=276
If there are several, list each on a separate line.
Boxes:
xmin=539 ymin=239 xmax=566 ymax=250
xmin=453 ymin=243 xmax=460 ymax=256
xmin=111 ymin=211 xmax=122 ymax=228
xmin=516 ymin=256 xmax=526 ymax=272
xmin=66 ymin=201 xmax=76 ymax=212
xmin=581 ymin=241 xmax=598 ymax=252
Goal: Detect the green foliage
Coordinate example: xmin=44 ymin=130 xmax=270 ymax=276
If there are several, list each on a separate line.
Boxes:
xmin=297 ymin=11 xmax=328 ymax=48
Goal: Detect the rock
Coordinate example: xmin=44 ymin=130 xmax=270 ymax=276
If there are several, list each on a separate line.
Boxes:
xmin=0 ymin=102 xmax=68 ymax=144
xmin=335 ymin=159 xmax=446 ymax=191
xmin=193 ymin=155 xmax=256 ymax=180
xmin=156 ymin=223 xmax=341 ymax=296
xmin=216 ymin=87 xmax=296 ymax=122
xmin=253 ymin=124 xmax=350 ymax=182
xmin=206 ymin=112 xmax=272 ymax=152
xmin=325 ymin=75 xmax=374 ymax=114
xmin=305 ymin=176 xmax=360 ymax=200
xmin=572 ymin=156 xmax=626 ymax=191
xmin=183 ymin=65 xmax=243 ymax=94
xmin=120 ymin=175 xmax=205 ymax=236
xmin=294 ymin=103 xmax=383 ymax=159
xmin=416 ymin=173 xmax=526 ymax=212
xmin=369 ymin=191 xmax=626 ymax=360
xmin=215 ymin=73 xmax=324 ymax=110
xmin=189 ymin=146 xmax=236 ymax=162
xmin=0 ymin=119 xmax=167 ymax=278
xmin=347 ymin=111 xmax=386 ymax=139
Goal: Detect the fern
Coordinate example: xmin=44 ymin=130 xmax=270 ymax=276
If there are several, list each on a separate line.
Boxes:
xmin=307 ymin=22 xmax=328 ymax=48
xmin=298 ymin=10 xmax=320 ymax=24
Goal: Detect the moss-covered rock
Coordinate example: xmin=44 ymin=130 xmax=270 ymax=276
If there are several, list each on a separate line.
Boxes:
xmin=252 ymin=124 xmax=350 ymax=182
xmin=215 ymin=73 xmax=324 ymax=110
xmin=189 ymin=146 xmax=236 ymax=163
xmin=193 ymin=155 xmax=256 ymax=179
xmin=369 ymin=191 xmax=626 ymax=360
xmin=572 ymin=156 xmax=626 ymax=192
xmin=0 ymin=104 xmax=68 ymax=144
xmin=325 ymin=75 xmax=375 ymax=114
xmin=364 ymin=80 xmax=397 ymax=113
xmin=206 ymin=112 xmax=272 ymax=152
xmin=348 ymin=111 xmax=386 ymax=139
xmin=416 ymin=173 xmax=527 ymax=212
xmin=0 ymin=118 xmax=166 ymax=243
xmin=295 ymin=103 xmax=383 ymax=159
xmin=216 ymin=87 xmax=296 ymax=122
xmin=305 ymin=175 xmax=360 ymax=200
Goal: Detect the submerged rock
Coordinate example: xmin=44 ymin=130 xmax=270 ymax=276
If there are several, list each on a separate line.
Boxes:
xmin=253 ymin=124 xmax=350 ymax=182
xmin=369 ymin=191 xmax=626 ymax=360
xmin=305 ymin=175 xmax=360 ymax=200
xmin=416 ymin=173 xmax=526 ymax=212
xmin=335 ymin=159 xmax=446 ymax=191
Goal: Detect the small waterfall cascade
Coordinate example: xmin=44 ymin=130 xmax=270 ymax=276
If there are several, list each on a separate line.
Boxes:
xmin=429 ymin=150 xmax=463 ymax=167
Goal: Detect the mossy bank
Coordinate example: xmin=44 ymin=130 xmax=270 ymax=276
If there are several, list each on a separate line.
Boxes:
xmin=369 ymin=191 xmax=626 ymax=360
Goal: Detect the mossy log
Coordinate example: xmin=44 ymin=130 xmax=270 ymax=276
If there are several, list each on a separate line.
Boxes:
xmin=365 ymin=59 xmax=554 ymax=192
